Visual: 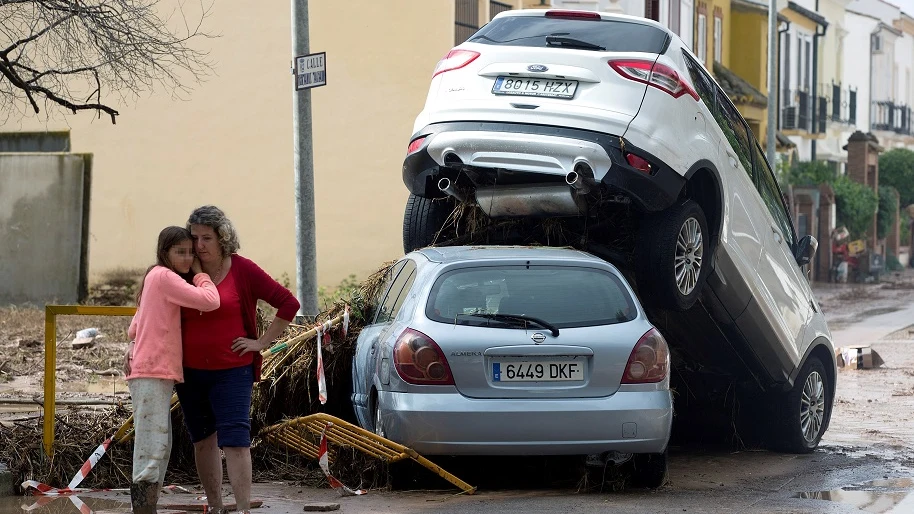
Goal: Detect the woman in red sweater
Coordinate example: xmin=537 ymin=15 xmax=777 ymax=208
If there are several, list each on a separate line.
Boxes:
xmin=125 ymin=227 xmax=220 ymax=514
xmin=176 ymin=205 xmax=300 ymax=514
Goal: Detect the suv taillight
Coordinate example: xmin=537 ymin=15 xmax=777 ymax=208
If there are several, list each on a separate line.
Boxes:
xmin=621 ymin=328 xmax=670 ymax=384
xmin=393 ymin=329 xmax=455 ymax=385
xmin=432 ymin=49 xmax=480 ymax=78
xmin=407 ymin=136 xmax=426 ymax=156
xmin=609 ymin=59 xmax=699 ymax=101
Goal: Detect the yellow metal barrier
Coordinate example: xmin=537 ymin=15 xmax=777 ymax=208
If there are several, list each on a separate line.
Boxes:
xmin=260 ymin=413 xmax=476 ymax=494
xmin=43 ymin=305 xmax=136 ymax=456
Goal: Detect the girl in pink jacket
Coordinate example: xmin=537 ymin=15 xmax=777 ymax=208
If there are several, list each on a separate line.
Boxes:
xmin=125 ymin=226 xmax=220 ymax=514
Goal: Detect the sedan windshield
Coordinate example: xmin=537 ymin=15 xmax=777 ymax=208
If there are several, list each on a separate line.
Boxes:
xmin=426 ymin=265 xmax=637 ymax=329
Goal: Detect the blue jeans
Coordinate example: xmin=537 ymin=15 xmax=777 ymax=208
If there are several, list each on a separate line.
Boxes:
xmin=175 ymin=364 xmax=254 ymax=448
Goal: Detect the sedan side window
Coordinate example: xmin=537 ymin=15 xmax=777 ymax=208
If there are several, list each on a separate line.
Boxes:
xmin=753 ymin=143 xmax=796 ymax=246
xmin=376 ymin=260 xmax=418 ymax=324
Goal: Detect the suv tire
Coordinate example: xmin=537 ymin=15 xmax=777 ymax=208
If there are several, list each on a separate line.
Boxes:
xmin=776 ymin=356 xmax=830 ymax=453
xmin=402 ymin=194 xmax=455 ymax=253
xmin=636 ymin=199 xmax=709 ymax=311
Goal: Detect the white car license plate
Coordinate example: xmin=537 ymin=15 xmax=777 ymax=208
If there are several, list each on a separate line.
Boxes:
xmin=492 ymin=77 xmax=578 ymax=99
xmin=492 ymin=361 xmax=584 ymax=382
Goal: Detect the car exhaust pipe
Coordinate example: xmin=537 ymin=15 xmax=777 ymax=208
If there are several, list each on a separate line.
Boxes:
xmin=475 ymin=183 xmax=586 ymax=218
xmin=438 ymin=177 xmax=469 ymax=203
xmin=566 ymin=164 xmax=596 ymax=195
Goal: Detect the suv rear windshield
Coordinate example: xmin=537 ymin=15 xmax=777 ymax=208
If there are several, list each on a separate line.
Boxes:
xmin=426 ymin=265 xmax=637 ymax=329
xmin=468 ymin=16 xmax=669 ymax=54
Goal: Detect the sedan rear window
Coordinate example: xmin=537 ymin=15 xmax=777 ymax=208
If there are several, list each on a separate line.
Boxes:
xmin=468 ymin=16 xmax=669 ymax=54
xmin=426 ymin=266 xmax=637 ymax=329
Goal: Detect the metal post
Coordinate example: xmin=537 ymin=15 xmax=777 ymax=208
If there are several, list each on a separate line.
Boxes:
xmin=292 ymin=0 xmax=318 ymax=320
xmin=766 ymin=0 xmax=778 ymax=169
xmin=43 ymin=307 xmax=56 ymax=457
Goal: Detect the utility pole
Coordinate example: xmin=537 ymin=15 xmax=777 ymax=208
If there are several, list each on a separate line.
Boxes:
xmin=292 ymin=0 xmax=318 ymax=320
xmin=766 ymin=0 xmax=778 ymax=169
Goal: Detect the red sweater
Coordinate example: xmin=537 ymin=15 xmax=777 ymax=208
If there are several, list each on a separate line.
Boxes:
xmin=181 ymin=254 xmax=300 ymax=380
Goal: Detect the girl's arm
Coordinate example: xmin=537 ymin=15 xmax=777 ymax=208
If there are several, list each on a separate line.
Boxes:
xmin=160 ymin=271 xmax=221 ymax=311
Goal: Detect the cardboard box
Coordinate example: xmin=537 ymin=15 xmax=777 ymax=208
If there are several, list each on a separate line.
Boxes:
xmin=836 ymin=345 xmax=884 ymax=369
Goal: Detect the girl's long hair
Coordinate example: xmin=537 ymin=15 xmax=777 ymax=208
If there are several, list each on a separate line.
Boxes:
xmin=135 ymin=226 xmax=193 ymax=307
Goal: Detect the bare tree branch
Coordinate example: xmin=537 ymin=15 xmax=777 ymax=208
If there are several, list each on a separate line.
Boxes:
xmin=0 ymin=0 xmax=213 ymax=122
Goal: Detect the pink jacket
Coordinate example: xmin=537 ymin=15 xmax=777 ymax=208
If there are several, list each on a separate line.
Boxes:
xmin=127 ymin=266 xmax=220 ymax=382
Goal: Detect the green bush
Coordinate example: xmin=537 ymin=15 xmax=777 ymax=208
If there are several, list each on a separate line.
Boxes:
xmin=318 ymin=274 xmax=360 ymax=311
xmin=877 ymin=186 xmax=899 ymax=240
xmin=833 ymin=177 xmax=878 ymax=240
xmin=789 ymin=160 xmax=836 ymax=186
xmin=902 ymin=209 xmax=912 ymax=246
xmin=879 ymin=148 xmax=914 ymax=208
xmin=887 ymin=252 xmax=904 ymax=272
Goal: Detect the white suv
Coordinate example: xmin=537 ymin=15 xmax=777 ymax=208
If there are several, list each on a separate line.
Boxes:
xmin=401 ymin=9 xmax=835 ymax=452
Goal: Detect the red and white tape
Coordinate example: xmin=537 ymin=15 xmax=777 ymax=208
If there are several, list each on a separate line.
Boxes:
xmin=22 ymin=435 xmax=113 ymax=496
xmin=21 ymin=481 xmax=95 ymax=496
xmin=316 ymin=324 xmax=327 ymax=405
xmin=68 ymin=494 xmax=94 ymax=514
xmin=318 ymin=424 xmax=366 ymax=496
xmin=342 ymin=306 xmax=350 ymax=338
xmin=68 ymin=437 xmax=112 ymax=490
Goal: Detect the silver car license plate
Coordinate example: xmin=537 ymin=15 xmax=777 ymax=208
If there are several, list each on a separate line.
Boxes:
xmin=492 ymin=361 xmax=584 ymax=382
xmin=492 ymin=77 xmax=578 ymax=99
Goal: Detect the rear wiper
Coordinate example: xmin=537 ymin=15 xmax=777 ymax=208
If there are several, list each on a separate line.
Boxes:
xmin=545 ymin=36 xmax=605 ymax=51
xmin=460 ymin=312 xmax=559 ymax=337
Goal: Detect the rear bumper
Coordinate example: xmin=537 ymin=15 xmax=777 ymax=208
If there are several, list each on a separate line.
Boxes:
xmin=403 ymin=121 xmax=686 ymax=213
xmin=377 ymin=387 xmax=672 ymax=456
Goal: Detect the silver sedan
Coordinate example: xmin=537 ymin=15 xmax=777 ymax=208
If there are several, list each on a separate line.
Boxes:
xmin=351 ymin=246 xmax=672 ymax=487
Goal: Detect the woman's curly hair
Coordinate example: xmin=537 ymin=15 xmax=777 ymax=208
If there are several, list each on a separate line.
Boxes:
xmin=186 ymin=205 xmax=241 ymax=256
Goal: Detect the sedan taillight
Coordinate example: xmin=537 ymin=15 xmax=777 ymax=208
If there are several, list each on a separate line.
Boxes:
xmin=393 ymin=329 xmax=455 ymax=385
xmin=432 ymin=49 xmax=480 ymax=78
xmin=609 ymin=59 xmax=699 ymax=101
xmin=621 ymin=328 xmax=670 ymax=384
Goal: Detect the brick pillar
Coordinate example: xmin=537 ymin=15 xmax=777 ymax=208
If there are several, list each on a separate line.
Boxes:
xmin=845 ymin=131 xmax=870 ymax=186
xmin=842 ymin=131 xmax=883 ymax=250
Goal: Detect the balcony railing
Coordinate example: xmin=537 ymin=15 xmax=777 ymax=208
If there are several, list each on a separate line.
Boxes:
xmin=820 ymin=82 xmax=859 ymax=126
xmin=490 ymin=0 xmax=512 ymax=17
xmin=872 ymin=100 xmax=913 ymax=135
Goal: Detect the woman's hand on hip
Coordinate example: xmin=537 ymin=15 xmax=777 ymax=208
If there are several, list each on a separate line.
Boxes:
xmin=231 ymin=337 xmax=267 ymax=356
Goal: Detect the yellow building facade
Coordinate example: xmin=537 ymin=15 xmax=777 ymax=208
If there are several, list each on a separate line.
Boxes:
xmin=4 ymin=1 xmax=539 ymax=289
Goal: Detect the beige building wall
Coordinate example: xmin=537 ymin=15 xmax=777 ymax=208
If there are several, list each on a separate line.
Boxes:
xmin=4 ymin=1 xmax=454 ymax=289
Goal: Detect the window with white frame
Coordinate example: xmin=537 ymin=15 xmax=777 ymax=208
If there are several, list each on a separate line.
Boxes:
xmin=713 ymin=16 xmax=722 ymax=62
xmin=697 ymin=14 xmax=707 ymax=64
xmin=796 ymin=32 xmax=812 ymax=92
